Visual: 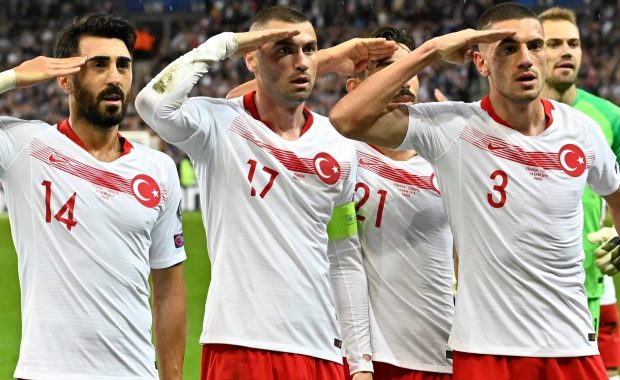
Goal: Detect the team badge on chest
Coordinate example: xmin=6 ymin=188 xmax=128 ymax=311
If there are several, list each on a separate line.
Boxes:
xmin=131 ymin=174 xmax=161 ymax=208
xmin=313 ymin=152 xmax=340 ymax=185
xmin=558 ymin=144 xmax=586 ymax=177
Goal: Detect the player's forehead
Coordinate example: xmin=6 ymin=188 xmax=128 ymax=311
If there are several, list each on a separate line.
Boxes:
xmin=488 ymin=18 xmax=544 ymax=45
xmin=542 ymin=19 xmax=580 ymax=41
xmin=77 ymin=36 xmax=131 ymax=60
xmin=261 ymin=20 xmax=317 ymax=46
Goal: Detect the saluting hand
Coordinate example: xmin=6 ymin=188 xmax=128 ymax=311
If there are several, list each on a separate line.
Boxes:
xmin=320 ymin=38 xmax=398 ymax=76
xmin=233 ymin=29 xmax=301 ymax=56
xmin=431 ymin=28 xmax=516 ymax=64
xmin=14 ymin=56 xmax=86 ymax=88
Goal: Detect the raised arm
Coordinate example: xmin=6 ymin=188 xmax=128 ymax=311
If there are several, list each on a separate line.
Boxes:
xmin=328 ymin=29 xmax=516 ymax=148
xmin=0 ymin=56 xmax=86 ymax=94
xmin=226 ymin=38 xmax=397 ymax=99
xmin=135 ymin=30 xmax=299 ymax=142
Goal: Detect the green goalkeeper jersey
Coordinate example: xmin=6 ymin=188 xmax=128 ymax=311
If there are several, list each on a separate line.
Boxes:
xmin=575 ymin=88 xmax=620 ymax=305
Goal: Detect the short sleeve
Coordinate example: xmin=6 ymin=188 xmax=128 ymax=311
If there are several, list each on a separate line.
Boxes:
xmin=397 ymin=101 xmax=471 ymax=163
xmin=0 ymin=117 xmax=48 ymax=179
xmin=587 ymin=119 xmax=620 ymax=196
xmin=168 ymin=98 xmax=242 ymax=162
xmin=149 ymin=156 xmax=187 ymax=269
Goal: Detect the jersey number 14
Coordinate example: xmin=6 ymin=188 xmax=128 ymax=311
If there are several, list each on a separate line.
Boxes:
xmin=42 ymin=180 xmax=78 ymax=231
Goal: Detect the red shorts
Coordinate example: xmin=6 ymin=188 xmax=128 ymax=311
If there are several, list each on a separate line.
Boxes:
xmin=343 ymin=359 xmax=451 ymax=380
xmin=200 ymin=344 xmax=345 ymax=380
xmin=598 ymin=303 xmax=620 ymax=369
xmin=452 ymin=351 xmax=606 ymax=380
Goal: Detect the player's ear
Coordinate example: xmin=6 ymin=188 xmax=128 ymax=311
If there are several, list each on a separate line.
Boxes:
xmin=57 ymin=75 xmax=72 ymax=95
xmin=473 ymin=50 xmax=490 ymax=78
xmin=345 ymin=77 xmax=362 ymax=94
xmin=245 ymin=51 xmax=257 ymax=74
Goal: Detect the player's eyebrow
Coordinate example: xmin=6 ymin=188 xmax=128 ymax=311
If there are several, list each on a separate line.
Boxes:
xmin=498 ymin=37 xmax=544 ymax=46
xmin=273 ymin=39 xmax=317 ymax=48
xmin=497 ymin=37 xmax=519 ymax=45
xmin=86 ymin=56 xmax=132 ymax=64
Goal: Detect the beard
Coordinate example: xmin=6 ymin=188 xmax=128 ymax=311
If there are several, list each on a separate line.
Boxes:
xmin=73 ymin=80 xmax=129 ymax=129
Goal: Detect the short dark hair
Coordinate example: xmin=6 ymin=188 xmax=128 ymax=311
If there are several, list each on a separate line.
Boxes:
xmin=370 ymin=27 xmax=415 ymax=51
xmin=250 ymin=6 xmax=309 ymax=30
xmin=54 ymin=13 xmax=136 ymax=58
xmin=477 ymin=2 xmax=540 ymax=30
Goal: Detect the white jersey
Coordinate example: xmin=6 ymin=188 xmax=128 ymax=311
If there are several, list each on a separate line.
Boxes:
xmin=1 ymin=117 xmax=186 ymax=380
xmin=354 ymin=142 xmax=454 ymax=373
xmin=398 ymin=97 xmax=620 ymax=357
xmin=141 ymin=88 xmax=359 ymax=362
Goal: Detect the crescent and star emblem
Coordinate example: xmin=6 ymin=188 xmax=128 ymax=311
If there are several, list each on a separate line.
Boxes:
xmin=313 ymin=152 xmax=341 ymax=185
xmin=558 ymin=144 xmax=586 ymax=177
xmin=131 ymin=174 xmax=161 ymax=208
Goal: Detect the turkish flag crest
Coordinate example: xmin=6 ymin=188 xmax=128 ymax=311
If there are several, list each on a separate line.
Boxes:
xmin=313 ymin=152 xmax=341 ymax=185
xmin=558 ymin=144 xmax=586 ymax=177
xmin=131 ymin=174 xmax=161 ymax=208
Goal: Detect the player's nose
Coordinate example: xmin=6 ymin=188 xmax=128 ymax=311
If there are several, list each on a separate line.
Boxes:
xmin=106 ymin=66 xmax=122 ymax=85
xmin=516 ymin=44 xmax=534 ymax=70
xmin=293 ymin=50 xmax=310 ymax=72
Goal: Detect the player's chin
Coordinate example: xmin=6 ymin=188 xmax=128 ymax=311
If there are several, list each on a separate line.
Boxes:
xmin=512 ymin=86 xmax=543 ymax=102
xmin=287 ymin=90 xmax=312 ymax=104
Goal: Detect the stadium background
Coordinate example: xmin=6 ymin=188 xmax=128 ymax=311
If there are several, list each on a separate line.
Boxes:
xmin=0 ymin=0 xmax=619 ymax=378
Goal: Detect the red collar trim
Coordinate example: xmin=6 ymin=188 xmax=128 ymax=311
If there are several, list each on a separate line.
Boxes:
xmin=480 ymin=96 xmax=554 ymax=130
xmin=57 ymin=119 xmax=133 ymax=157
xmin=242 ymin=91 xmax=314 ymax=136
xmin=368 ymin=144 xmax=384 ymax=155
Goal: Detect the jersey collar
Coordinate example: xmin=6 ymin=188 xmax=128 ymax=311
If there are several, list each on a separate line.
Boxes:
xmin=480 ymin=95 xmax=554 ymax=130
xmin=57 ymin=119 xmax=133 ymax=157
xmin=243 ymin=91 xmax=314 ymax=136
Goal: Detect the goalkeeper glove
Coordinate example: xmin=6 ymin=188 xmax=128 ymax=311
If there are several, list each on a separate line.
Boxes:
xmin=588 ymin=227 xmax=620 ymax=276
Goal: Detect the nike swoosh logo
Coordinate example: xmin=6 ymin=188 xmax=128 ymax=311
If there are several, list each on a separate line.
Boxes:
xmin=358 ymin=158 xmax=380 ymax=166
xmin=49 ymin=154 xmax=69 ymax=163
xmin=487 ymin=143 xmax=509 ymax=151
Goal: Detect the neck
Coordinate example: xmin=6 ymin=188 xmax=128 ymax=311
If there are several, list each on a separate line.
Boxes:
xmin=373 ymin=145 xmax=417 ymax=161
xmin=69 ymin=112 xmax=122 ymax=162
xmin=255 ymin=89 xmax=307 ymax=141
xmin=540 ymin=83 xmax=577 ymax=106
xmin=488 ymin=92 xmax=546 ymax=136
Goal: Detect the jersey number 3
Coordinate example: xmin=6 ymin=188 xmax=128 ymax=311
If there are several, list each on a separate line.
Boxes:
xmin=487 ymin=170 xmax=508 ymax=209
xmin=42 ymin=180 xmax=78 ymax=231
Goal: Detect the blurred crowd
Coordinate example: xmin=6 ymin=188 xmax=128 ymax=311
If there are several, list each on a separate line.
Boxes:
xmin=0 ymin=0 xmax=618 ymax=160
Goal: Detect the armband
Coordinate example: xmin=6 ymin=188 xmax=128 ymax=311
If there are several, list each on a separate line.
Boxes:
xmin=327 ymin=202 xmax=358 ymax=241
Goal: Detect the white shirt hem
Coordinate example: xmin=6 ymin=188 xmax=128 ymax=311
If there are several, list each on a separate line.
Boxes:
xmin=13 ymin=370 xmax=156 ymax=380
xmin=448 ymin=343 xmax=599 ymax=358
xmin=200 ymin=334 xmax=343 ymax=364
xmin=372 ymin=355 xmax=452 ymax=374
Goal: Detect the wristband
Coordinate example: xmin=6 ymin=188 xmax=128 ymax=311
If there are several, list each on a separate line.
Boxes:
xmin=196 ymin=32 xmax=239 ymax=61
xmin=0 ymin=69 xmax=16 ymax=94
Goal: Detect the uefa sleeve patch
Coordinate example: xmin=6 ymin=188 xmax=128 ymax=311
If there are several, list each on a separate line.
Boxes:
xmin=174 ymin=233 xmax=185 ymax=248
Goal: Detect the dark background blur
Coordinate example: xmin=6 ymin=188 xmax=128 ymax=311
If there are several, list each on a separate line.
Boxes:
xmin=1 ymin=1 xmax=618 ymax=153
